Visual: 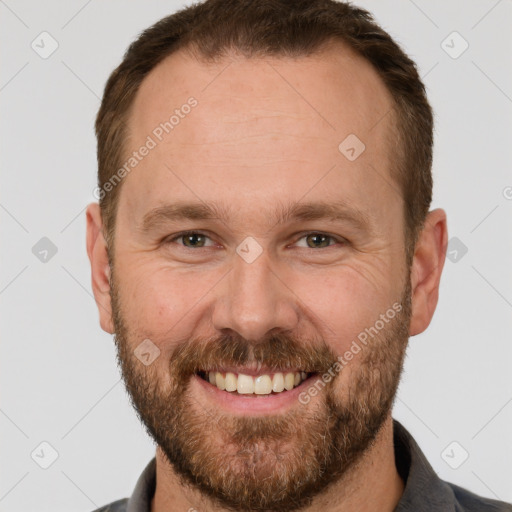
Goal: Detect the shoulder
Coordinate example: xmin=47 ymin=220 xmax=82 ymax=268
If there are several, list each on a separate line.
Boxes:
xmin=448 ymin=482 xmax=512 ymax=511
xmin=90 ymin=498 xmax=129 ymax=512
xmin=392 ymin=420 xmax=512 ymax=512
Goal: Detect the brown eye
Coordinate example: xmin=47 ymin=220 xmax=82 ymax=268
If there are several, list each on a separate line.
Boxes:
xmin=182 ymin=233 xmax=206 ymax=248
xmin=305 ymin=233 xmax=332 ymax=248
xmin=167 ymin=231 xmax=214 ymax=248
xmin=294 ymin=232 xmax=343 ymax=249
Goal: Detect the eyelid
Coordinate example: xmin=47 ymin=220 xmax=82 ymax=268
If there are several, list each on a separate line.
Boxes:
xmin=290 ymin=230 xmax=347 ymax=248
xmin=165 ymin=230 xmax=217 ymax=247
xmin=164 ymin=230 xmax=347 ymax=248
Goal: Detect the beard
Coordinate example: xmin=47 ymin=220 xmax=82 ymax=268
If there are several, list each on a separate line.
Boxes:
xmin=110 ymin=264 xmax=412 ymax=512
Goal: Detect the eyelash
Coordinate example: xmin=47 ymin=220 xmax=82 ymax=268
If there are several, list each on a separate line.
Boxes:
xmin=165 ymin=230 xmax=346 ymax=250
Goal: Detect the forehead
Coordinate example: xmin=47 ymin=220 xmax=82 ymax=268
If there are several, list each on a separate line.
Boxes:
xmin=120 ymin=41 xmax=398 ymax=227
xmin=130 ymin=41 xmax=394 ymax=141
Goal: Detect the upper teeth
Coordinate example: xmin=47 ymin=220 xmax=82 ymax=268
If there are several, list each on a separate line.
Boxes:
xmin=206 ymin=371 xmax=308 ymax=395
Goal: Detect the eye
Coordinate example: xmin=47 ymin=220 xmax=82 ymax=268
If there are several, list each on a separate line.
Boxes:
xmin=166 ymin=231 xmax=216 ymax=248
xmin=293 ymin=232 xmax=345 ymax=249
xmin=164 ymin=231 xmax=346 ymax=250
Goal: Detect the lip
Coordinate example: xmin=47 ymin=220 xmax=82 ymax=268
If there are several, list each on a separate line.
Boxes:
xmin=192 ymin=372 xmax=320 ymax=415
xmin=198 ymin=367 xmax=302 ymax=377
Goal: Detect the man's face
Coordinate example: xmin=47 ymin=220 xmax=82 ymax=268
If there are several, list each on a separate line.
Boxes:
xmin=108 ymin=45 xmax=412 ymax=511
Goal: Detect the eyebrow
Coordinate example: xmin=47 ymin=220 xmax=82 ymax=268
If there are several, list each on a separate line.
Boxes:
xmin=140 ymin=200 xmax=375 ymax=235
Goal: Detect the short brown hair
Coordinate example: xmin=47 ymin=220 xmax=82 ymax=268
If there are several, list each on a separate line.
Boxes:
xmin=95 ymin=0 xmax=433 ymax=265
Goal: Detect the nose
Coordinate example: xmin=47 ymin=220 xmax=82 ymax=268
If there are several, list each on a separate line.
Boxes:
xmin=211 ymin=245 xmax=299 ymax=342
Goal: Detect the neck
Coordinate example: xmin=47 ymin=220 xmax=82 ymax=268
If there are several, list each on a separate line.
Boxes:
xmin=151 ymin=415 xmax=404 ymax=512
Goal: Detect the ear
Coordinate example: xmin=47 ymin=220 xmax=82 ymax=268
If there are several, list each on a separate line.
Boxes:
xmin=409 ymin=208 xmax=448 ymax=336
xmin=86 ymin=202 xmax=114 ymax=334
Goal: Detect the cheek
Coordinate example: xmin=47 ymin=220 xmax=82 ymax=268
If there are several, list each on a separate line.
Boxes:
xmin=117 ymin=263 xmax=214 ymax=340
xmin=293 ymin=264 xmax=396 ymax=353
xmin=113 ymin=266 xmax=169 ymax=334
xmin=117 ymin=244 xmax=401 ymax=355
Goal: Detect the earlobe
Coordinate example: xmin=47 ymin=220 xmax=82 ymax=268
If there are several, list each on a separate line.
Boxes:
xmin=86 ymin=202 xmax=115 ymax=334
xmin=408 ymin=209 xmax=448 ymax=336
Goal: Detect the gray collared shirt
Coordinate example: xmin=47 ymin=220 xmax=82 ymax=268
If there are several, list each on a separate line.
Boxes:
xmin=92 ymin=420 xmax=512 ymax=511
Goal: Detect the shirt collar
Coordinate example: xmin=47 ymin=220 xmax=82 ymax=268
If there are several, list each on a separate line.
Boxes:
xmin=126 ymin=457 xmax=155 ymax=512
xmin=393 ymin=419 xmax=458 ymax=510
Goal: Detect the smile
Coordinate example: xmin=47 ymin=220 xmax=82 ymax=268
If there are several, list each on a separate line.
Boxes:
xmin=196 ymin=369 xmax=314 ymax=396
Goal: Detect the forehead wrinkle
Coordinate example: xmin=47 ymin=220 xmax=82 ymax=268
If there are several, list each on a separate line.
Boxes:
xmin=138 ymin=198 xmax=376 ymax=236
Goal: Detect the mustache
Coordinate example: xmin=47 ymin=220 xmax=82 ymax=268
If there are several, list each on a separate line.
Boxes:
xmin=169 ymin=331 xmax=340 ymax=379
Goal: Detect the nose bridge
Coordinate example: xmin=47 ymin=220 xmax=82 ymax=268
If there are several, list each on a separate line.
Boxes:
xmin=211 ymin=246 xmax=298 ymax=341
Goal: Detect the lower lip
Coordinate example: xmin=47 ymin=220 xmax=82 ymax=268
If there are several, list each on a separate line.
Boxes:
xmin=192 ymin=373 xmax=319 ymax=415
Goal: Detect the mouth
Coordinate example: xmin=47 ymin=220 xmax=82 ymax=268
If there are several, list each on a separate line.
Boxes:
xmin=193 ymin=367 xmax=322 ymax=415
xmin=196 ymin=369 xmax=317 ymax=396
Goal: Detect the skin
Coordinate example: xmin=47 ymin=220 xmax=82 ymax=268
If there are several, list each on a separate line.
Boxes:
xmin=86 ymin=41 xmax=447 ymax=511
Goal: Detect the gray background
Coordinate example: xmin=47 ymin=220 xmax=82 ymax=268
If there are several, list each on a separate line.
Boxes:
xmin=1 ymin=0 xmax=511 ymax=510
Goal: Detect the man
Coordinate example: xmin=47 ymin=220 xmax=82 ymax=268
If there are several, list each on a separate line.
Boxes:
xmin=86 ymin=0 xmax=512 ymax=511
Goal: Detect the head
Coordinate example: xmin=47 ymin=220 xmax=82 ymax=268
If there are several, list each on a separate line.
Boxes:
xmin=86 ymin=1 xmax=447 ymax=510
